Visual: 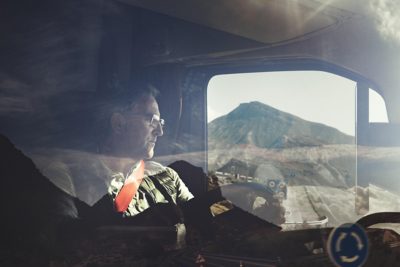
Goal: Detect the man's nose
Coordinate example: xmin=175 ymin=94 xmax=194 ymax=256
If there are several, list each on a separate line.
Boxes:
xmin=153 ymin=122 xmax=163 ymax=136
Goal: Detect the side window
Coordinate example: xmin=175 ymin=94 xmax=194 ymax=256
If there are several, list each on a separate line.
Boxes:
xmin=207 ymin=71 xmax=359 ymax=229
xmin=369 ymin=88 xmax=389 ymax=123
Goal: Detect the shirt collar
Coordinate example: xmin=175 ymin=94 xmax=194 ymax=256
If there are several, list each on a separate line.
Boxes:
xmin=106 ymin=160 xmax=167 ymax=182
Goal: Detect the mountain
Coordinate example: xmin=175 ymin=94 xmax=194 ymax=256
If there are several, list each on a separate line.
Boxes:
xmin=208 ymin=101 xmax=354 ymax=149
xmin=0 ymin=134 xmax=83 ymax=265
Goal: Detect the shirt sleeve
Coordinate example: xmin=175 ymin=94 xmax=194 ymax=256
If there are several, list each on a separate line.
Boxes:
xmin=165 ymin=167 xmax=194 ymax=202
xmin=108 ymin=172 xmax=125 ymax=199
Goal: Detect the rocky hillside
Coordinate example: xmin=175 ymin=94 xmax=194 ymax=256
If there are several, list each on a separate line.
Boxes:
xmin=209 ymin=101 xmax=354 ymax=149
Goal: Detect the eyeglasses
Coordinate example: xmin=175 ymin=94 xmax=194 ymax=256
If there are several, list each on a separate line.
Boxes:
xmin=149 ymin=114 xmax=165 ymax=129
xmin=126 ymin=112 xmax=165 ymax=129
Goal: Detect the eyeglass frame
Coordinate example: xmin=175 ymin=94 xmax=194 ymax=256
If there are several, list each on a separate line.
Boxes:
xmin=124 ymin=112 xmax=165 ymax=129
xmin=149 ymin=113 xmax=165 ymax=128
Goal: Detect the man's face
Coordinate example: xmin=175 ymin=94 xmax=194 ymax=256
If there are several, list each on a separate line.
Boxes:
xmin=112 ymin=96 xmax=164 ymax=159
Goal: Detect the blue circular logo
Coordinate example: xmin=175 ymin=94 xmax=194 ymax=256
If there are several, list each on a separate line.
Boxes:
xmin=327 ymin=223 xmax=369 ymax=267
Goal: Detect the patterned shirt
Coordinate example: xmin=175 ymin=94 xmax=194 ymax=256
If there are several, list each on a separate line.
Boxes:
xmin=108 ymin=161 xmax=193 ymax=217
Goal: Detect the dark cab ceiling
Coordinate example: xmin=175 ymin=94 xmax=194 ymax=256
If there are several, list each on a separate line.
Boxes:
xmin=118 ymin=0 xmax=400 ymax=122
xmin=1 ymin=0 xmax=400 ymax=122
xmin=119 ymin=0 xmax=346 ymax=44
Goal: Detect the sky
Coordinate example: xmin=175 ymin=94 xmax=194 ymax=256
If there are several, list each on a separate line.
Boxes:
xmin=207 ymin=71 xmax=388 ymax=136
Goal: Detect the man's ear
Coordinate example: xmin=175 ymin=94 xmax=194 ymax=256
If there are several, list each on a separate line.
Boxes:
xmin=110 ymin=112 xmax=126 ymax=135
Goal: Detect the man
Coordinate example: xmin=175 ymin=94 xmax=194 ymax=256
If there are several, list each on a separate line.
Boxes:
xmin=12 ymin=85 xmax=194 ymax=265
xmin=94 ymin=84 xmax=194 ymax=218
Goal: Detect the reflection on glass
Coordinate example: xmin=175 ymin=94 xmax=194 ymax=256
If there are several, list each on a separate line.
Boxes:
xmin=207 ymin=71 xmax=357 ymax=229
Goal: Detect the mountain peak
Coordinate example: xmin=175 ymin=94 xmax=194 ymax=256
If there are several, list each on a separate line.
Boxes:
xmin=228 ymin=101 xmax=281 ymax=120
xmin=209 ymin=101 xmax=354 ymax=149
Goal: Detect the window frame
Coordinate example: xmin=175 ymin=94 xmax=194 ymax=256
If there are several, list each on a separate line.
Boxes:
xmin=179 ymin=58 xmax=386 ymax=195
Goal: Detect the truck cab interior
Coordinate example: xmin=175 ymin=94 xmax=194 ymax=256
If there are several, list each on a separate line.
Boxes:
xmin=1 ymin=0 xmax=400 ymax=266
